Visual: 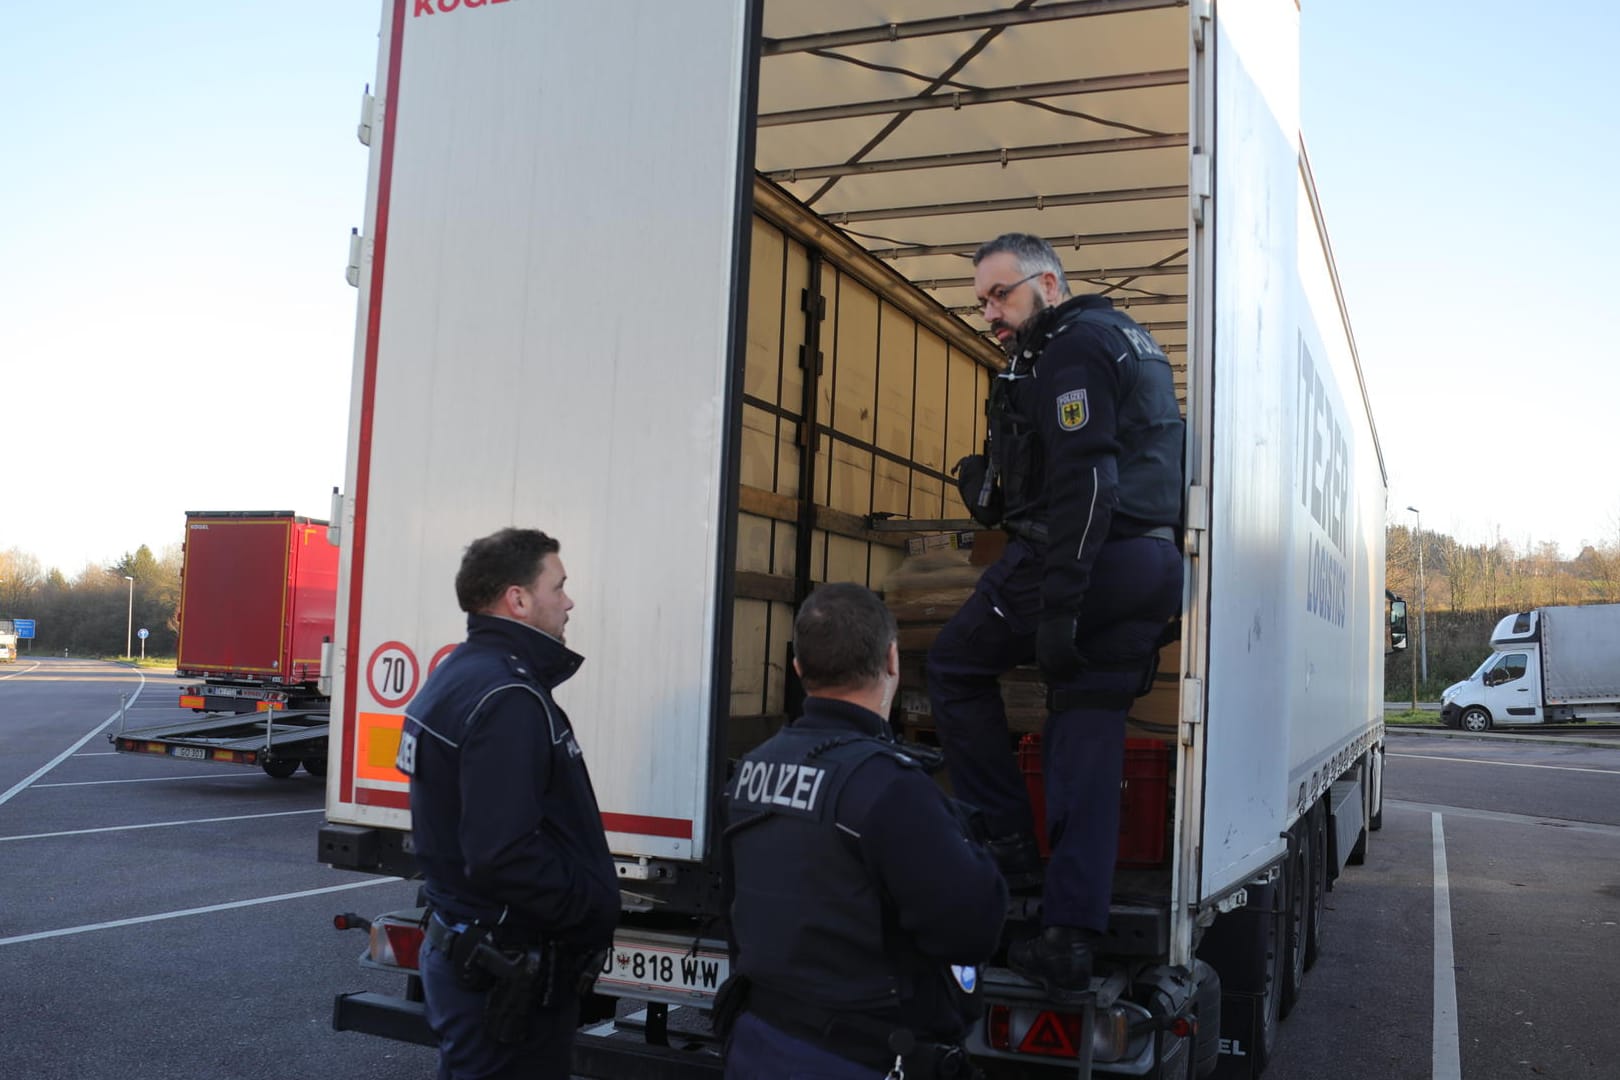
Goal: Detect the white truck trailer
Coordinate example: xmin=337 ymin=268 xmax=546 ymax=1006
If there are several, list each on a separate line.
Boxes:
xmin=318 ymin=2 xmax=1401 ymax=1077
xmin=1441 ymin=603 xmax=1620 ymax=731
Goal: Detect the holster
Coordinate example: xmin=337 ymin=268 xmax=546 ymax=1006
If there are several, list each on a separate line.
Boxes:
xmin=711 ymin=973 xmax=752 ymax=1040
xmin=429 ymin=916 xmax=602 ymax=1044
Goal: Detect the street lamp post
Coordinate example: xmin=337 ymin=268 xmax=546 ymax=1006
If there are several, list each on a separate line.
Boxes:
xmin=124 ymin=576 xmax=134 ymax=660
xmin=1406 ymin=506 xmax=1428 ymax=693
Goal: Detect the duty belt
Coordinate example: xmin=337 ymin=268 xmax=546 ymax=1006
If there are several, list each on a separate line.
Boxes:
xmin=747 ymin=985 xmax=976 ymax=1079
xmin=1004 ymin=521 xmax=1176 ymax=546
xmin=426 ymin=909 xmax=543 ymax=950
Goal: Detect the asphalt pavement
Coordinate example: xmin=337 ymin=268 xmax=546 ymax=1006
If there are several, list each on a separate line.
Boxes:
xmin=1265 ymin=731 xmax=1620 ymax=1080
xmin=7 ymin=661 xmax=1617 ymax=1079
xmin=0 ymin=658 xmax=435 ymax=1080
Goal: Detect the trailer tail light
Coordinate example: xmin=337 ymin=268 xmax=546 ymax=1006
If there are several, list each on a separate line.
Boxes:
xmin=368 ymin=914 xmax=425 ymax=972
xmin=985 ymin=1003 xmax=1133 ymax=1063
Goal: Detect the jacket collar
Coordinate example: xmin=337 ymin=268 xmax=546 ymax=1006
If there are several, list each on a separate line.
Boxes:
xmin=793 ymin=696 xmax=895 ymax=741
xmin=465 ymin=612 xmax=584 ymax=689
xmin=1007 ymin=293 xmax=1113 ymax=370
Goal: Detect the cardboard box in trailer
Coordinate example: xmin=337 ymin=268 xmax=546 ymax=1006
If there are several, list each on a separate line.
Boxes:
xmin=319 ymin=3 xmax=1401 ymax=1077
xmin=1441 ymin=603 xmax=1620 ymax=730
xmin=175 ymin=510 xmax=338 ymax=713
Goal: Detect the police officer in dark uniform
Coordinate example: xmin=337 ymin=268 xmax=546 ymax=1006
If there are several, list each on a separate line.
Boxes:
xmin=928 ymin=233 xmax=1184 ymax=997
xmin=723 ymin=583 xmax=1007 ymax=1079
xmin=396 ymin=527 xmax=619 ymax=1079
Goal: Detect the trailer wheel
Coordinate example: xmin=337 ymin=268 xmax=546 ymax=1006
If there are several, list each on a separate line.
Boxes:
xmin=261 ymin=758 xmax=299 ymax=779
xmin=1304 ymin=802 xmax=1328 ymax=969
xmin=302 ymin=758 xmax=327 ymax=777
xmin=1459 ymin=706 xmax=1492 ymax=733
xmin=1280 ymin=825 xmax=1309 ymax=1018
xmin=1253 ymin=883 xmax=1285 ymax=1072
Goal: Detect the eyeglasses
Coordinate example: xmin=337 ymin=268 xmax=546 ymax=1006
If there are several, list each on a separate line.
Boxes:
xmin=978 ymin=272 xmax=1043 ymax=314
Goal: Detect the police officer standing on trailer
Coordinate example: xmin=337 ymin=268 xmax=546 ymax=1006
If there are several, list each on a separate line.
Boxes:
xmin=396 ymin=528 xmax=619 ymax=1079
xmin=722 ymin=583 xmax=1007 ymax=1079
xmin=928 ymin=233 xmax=1184 ymax=998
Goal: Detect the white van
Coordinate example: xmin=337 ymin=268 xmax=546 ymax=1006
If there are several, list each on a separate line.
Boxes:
xmin=1441 ymin=604 xmax=1620 ymax=730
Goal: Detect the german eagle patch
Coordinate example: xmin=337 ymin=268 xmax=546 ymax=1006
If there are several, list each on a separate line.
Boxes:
xmin=1056 ymin=389 xmax=1088 ymax=431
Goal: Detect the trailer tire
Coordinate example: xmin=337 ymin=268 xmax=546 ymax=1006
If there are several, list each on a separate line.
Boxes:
xmin=302 ymin=758 xmax=327 ymax=777
xmin=1189 ymin=960 xmax=1222 ymax=1079
xmin=1280 ymin=825 xmax=1309 ymax=1018
xmin=261 ymin=758 xmax=299 ymax=779
xmin=1304 ymin=802 xmax=1328 ymax=970
xmin=1459 ymin=706 xmax=1492 ymax=733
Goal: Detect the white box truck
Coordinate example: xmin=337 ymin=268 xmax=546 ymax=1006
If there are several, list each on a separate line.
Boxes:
xmin=1440 ymin=603 xmax=1620 ymax=731
xmin=317 ymin=2 xmax=1402 ymax=1077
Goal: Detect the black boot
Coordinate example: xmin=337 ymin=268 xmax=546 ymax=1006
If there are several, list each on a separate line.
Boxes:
xmin=985 ymin=832 xmax=1045 ymax=891
xmin=1008 ymin=926 xmax=1098 ymax=1001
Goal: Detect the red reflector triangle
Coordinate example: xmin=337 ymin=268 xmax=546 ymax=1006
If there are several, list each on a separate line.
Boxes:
xmin=1018 ymin=1010 xmax=1078 ymax=1057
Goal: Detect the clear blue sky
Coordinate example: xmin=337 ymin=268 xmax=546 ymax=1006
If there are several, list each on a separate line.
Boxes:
xmin=1 ymin=3 xmax=381 ymax=576
xmin=1302 ymin=0 xmax=1620 ymax=555
xmin=3 ymin=2 xmax=1616 ymax=575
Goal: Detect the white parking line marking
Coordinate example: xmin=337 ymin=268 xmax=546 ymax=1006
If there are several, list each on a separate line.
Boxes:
xmin=1388 ymin=799 xmax=1620 ymax=839
xmin=0 ymin=661 xmax=44 ymax=681
xmin=1431 ymin=814 xmax=1461 ymax=1080
xmin=0 ymin=671 xmax=147 ymax=809
xmin=1391 ymin=752 xmax=1620 ymax=776
xmin=33 ymin=773 xmax=260 ymax=788
xmin=0 ymin=877 xmax=403 ymax=947
xmin=0 ymin=807 xmax=321 ymax=842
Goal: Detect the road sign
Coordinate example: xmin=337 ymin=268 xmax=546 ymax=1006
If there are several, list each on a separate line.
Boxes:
xmin=14 ymin=619 xmax=35 ymax=639
xmin=366 ymin=641 xmax=420 ymax=709
xmin=137 ymin=628 xmax=150 ymax=640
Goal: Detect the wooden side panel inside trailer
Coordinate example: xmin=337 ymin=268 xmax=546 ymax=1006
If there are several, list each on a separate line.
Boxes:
xmin=728 ymin=203 xmax=993 ymax=753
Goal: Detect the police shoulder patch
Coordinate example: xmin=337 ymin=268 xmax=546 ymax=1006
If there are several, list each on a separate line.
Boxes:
xmin=1056 ymin=388 xmax=1088 ymax=431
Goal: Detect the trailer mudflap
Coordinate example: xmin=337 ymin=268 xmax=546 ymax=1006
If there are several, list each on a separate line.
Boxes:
xmin=332 ymin=991 xmax=435 ymax=1047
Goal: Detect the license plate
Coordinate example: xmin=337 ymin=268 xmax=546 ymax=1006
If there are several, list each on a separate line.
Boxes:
xmin=595 ymin=932 xmax=729 ymax=1006
xmin=170 ymin=746 xmax=209 ymax=761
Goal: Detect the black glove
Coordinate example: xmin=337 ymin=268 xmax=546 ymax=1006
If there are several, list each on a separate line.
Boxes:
xmin=1036 ymin=614 xmax=1084 ymax=683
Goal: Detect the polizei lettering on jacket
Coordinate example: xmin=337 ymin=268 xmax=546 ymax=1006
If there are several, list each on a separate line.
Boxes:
xmin=734 ymin=759 xmax=828 ymax=813
xmin=1298 ymin=336 xmax=1352 ymax=629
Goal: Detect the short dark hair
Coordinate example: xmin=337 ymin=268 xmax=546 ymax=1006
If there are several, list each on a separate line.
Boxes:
xmin=793 ymin=582 xmax=897 ymax=693
xmin=972 ymin=232 xmax=1071 ymax=298
xmin=454 ymin=528 xmax=560 ymax=613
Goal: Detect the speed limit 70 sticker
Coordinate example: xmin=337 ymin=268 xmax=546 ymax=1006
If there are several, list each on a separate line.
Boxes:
xmin=366 ymin=641 xmax=420 ymax=708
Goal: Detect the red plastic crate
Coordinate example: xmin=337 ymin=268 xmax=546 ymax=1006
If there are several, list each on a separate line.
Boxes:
xmin=1018 ymin=734 xmax=1169 ymax=868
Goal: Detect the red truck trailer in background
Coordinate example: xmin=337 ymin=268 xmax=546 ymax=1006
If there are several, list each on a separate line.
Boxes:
xmin=110 ymin=511 xmax=338 ymax=779
xmin=176 ymin=510 xmax=337 ymax=713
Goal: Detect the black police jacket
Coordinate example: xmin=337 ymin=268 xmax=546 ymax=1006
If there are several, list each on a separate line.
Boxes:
xmin=992 ymin=294 xmax=1184 ymax=613
xmin=398 ymin=613 xmax=618 ymax=949
xmin=725 ymin=697 xmax=1007 ymax=1043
